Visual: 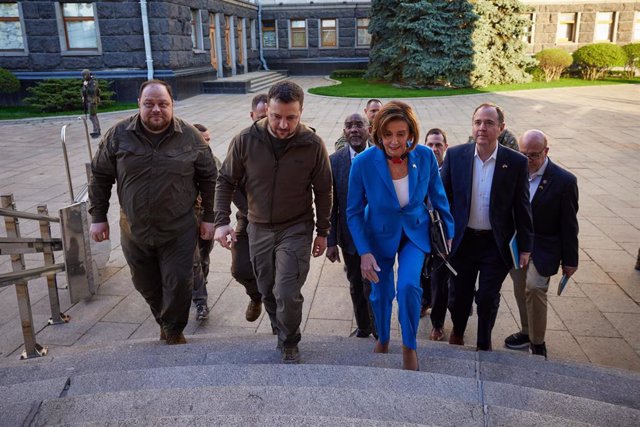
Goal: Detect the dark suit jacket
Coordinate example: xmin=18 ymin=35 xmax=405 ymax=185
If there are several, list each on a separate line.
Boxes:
xmin=328 ymin=146 xmax=357 ymax=254
xmin=441 ymin=143 xmax=533 ymax=269
xmin=530 ymin=159 xmax=579 ymax=277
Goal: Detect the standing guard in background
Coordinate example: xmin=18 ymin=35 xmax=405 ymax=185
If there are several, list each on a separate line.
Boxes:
xmin=81 ymin=69 xmax=101 ymax=138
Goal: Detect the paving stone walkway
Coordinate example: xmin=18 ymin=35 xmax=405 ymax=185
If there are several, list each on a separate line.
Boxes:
xmin=1 ymin=77 xmax=639 ymax=371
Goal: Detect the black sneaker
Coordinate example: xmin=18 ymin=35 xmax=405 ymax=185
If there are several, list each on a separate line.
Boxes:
xmin=196 ymin=304 xmax=209 ymax=321
xmin=282 ymin=346 xmax=300 ymax=364
xmin=504 ymin=332 xmax=530 ymax=349
xmin=530 ymin=342 xmax=548 ymax=359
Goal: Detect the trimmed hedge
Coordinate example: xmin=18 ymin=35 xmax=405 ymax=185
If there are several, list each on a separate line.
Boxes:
xmin=622 ymin=43 xmax=640 ymax=78
xmin=572 ymin=43 xmax=627 ymax=80
xmin=535 ymin=49 xmax=573 ymax=82
xmin=0 ymin=68 xmax=20 ymax=94
xmin=24 ymin=78 xmax=115 ymax=112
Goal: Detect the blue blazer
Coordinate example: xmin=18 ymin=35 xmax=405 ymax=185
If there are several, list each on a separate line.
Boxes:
xmin=346 ymin=145 xmax=454 ymax=260
xmin=440 ymin=143 xmax=534 ymax=268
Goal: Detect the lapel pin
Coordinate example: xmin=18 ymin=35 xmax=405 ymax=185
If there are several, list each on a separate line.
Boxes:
xmin=502 ymin=164 xmax=508 ymax=169
xmin=539 ymin=185 xmax=544 ymax=190
xmin=542 ymin=179 xmax=547 ymax=184
xmin=412 ymin=164 xmax=417 ymax=169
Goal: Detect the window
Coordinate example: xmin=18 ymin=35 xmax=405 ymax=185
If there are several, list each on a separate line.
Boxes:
xmin=191 ymin=9 xmax=204 ymax=50
xmin=237 ymin=18 xmax=244 ymax=65
xmin=320 ymin=18 xmax=337 ymax=48
xmin=632 ymin=12 xmax=640 ymax=41
xmin=60 ymin=2 xmax=99 ymax=50
xmin=521 ymin=13 xmax=535 ymax=44
xmin=0 ymin=3 xmax=26 ymax=52
xmin=594 ymin=12 xmax=614 ymax=42
xmin=356 ymin=18 xmax=371 ymax=47
xmin=289 ymin=19 xmax=306 ymax=48
xmin=209 ymin=13 xmax=217 ymax=68
xmin=262 ymin=19 xmax=276 ymax=49
xmin=556 ymin=13 xmax=577 ymax=43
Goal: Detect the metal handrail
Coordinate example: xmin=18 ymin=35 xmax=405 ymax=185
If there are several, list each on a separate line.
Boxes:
xmin=0 ymin=208 xmax=60 ymax=223
xmin=0 ymin=263 xmax=66 ymax=289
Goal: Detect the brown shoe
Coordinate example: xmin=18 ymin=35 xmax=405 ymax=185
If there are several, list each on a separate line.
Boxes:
xmin=449 ymin=332 xmax=464 ymax=346
xmin=245 ymin=300 xmax=262 ymax=322
xmin=429 ymin=327 xmax=445 ymax=341
xmin=166 ymin=332 xmax=187 ymax=345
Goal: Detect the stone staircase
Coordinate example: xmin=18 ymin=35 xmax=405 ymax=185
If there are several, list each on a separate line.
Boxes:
xmin=2 ymin=334 xmax=640 ymax=426
xmin=202 ymin=71 xmax=289 ymax=94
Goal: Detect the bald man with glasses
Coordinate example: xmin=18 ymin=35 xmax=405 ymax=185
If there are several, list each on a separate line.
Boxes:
xmin=504 ymin=129 xmax=579 ymax=359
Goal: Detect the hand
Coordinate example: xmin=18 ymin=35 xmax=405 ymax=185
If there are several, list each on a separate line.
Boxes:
xmin=562 ymin=265 xmax=578 ymax=278
xmin=200 ymin=221 xmax=215 ymax=241
xmin=312 ymin=236 xmax=327 ymax=257
xmin=90 ymin=222 xmax=110 ymax=242
xmin=326 ymin=246 xmax=340 ymax=263
xmin=360 ymin=253 xmax=381 ymax=283
xmin=519 ymin=252 xmax=531 ymax=269
xmin=214 ymin=224 xmax=236 ymax=250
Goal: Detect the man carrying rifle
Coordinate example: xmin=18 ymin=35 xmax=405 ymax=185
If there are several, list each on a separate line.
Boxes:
xmin=81 ymin=69 xmax=101 ymax=138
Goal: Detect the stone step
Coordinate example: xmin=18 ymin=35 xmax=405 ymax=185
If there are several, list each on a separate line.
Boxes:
xmin=2 ymin=334 xmax=640 ymax=413
xmin=249 ymin=73 xmax=289 ymax=93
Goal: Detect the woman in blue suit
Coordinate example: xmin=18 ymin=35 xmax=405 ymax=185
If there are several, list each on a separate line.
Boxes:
xmin=347 ymin=101 xmax=454 ymax=370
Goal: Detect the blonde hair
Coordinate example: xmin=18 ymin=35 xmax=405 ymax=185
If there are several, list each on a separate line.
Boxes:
xmin=371 ymin=101 xmax=420 ymax=153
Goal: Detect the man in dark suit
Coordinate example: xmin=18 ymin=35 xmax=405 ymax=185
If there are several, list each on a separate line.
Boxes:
xmin=441 ymin=103 xmax=533 ymax=351
xmin=504 ymin=129 xmax=579 ymax=358
xmin=327 ymin=113 xmax=376 ymax=338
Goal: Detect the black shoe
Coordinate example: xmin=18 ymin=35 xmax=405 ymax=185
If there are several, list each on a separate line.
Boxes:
xmin=271 ymin=325 xmax=278 ymax=335
xmin=530 ymin=342 xmax=548 ymax=359
xmin=349 ymin=328 xmax=371 ymax=338
xmin=282 ymin=345 xmax=300 ymax=364
xmin=635 ymin=248 xmax=640 ymax=270
xmin=90 ymin=132 xmax=101 ymax=138
xmin=505 ymin=332 xmax=530 ymax=349
xmin=196 ymin=304 xmax=209 ymax=321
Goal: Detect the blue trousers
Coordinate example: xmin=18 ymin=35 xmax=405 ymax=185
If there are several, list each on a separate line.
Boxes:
xmin=370 ymin=238 xmax=426 ymax=350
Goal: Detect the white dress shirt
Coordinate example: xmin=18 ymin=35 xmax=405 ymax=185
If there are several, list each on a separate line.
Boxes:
xmin=349 ymin=145 xmax=358 ymax=161
xmin=393 ymin=175 xmax=409 ymax=208
xmin=467 ymin=144 xmax=499 ymax=230
xmin=528 ymin=157 xmax=549 ymax=202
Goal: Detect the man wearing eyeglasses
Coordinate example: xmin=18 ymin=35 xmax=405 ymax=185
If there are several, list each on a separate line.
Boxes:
xmin=327 ymin=113 xmax=376 ymax=339
xmin=504 ymin=129 xmax=579 ymax=359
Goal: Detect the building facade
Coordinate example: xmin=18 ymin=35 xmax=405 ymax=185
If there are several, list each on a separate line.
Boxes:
xmin=1 ymin=0 xmax=639 ymax=102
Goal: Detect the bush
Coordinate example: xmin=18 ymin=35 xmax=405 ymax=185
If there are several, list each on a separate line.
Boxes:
xmin=572 ymin=43 xmax=627 ymax=80
xmin=622 ymin=43 xmax=640 ymax=78
xmin=330 ymin=69 xmax=366 ymax=79
xmin=0 ymin=68 xmax=20 ymax=94
xmin=24 ymin=78 xmax=115 ymax=112
xmin=534 ymin=48 xmax=572 ymax=82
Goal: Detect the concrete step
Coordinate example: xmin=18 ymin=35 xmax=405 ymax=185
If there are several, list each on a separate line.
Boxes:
xmin=2 ymin=334 xmax=640 ymax=410
xmin=249 ymin=72 xmax=289 ymax=93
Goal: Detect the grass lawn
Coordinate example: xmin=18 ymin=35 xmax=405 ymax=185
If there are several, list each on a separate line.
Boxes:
xmin=308 ymin=76 xmax=640 ymax=98
xmin=0 ymin=102 xmax=138 ymax=121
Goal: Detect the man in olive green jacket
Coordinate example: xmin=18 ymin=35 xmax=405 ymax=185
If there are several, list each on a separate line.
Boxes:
xmin=214 ymin=81 xmax=332 ymax=364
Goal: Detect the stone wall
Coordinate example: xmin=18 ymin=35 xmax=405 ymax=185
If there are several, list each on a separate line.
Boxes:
xmin=526 ymin=2 xmax=640 ymax=54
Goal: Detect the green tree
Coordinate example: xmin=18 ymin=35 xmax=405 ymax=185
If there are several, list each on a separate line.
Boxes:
xmin=367 ymin=0 xmax=534 ymax=88
xmin=24 ymin=79 xmax=115 ymax=112
xmin=622 ymin=43 xmax=640 ymax=78
xmin=0 ymin=68 xmax=20 ymax=94
xmin=399 ymin=0 xmax=477 ymax=87
xmin=470 ymin=0 xmax=535 ymax=87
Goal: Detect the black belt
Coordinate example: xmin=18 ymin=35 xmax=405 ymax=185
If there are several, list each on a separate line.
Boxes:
xmin=465 ymin=227 xmax=492 ymax=237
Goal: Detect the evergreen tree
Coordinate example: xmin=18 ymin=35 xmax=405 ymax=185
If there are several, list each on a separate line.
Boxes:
xmin=470 ymin=0 xmax=535 ymax=87
xmin=398 ymin=0 xmax=477 ymax=87
xmin=367 ymin=0 xmax=534 ymax=88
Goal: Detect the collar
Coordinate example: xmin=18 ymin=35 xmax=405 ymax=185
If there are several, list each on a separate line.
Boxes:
xmin=474 ymin=142 xmax=499 ymax=162
xmin=348 ymin=145 xmax=358 ymax=160
xmin=529 ymin=157 xmax=549 ymax=180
